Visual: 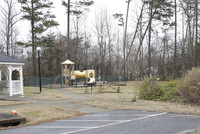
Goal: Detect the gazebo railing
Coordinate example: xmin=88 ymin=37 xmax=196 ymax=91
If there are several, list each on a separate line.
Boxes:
xmin=12 ymin=80 xmax=22 ymax=95
xmin=0 ymin=81 xmax=7 ymax=94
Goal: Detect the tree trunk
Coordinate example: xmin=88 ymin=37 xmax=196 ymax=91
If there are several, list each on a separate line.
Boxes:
xmin=67 ymin=0 xmax=70 ymax=44
xmin=181 ymin=12 xmax=186 ymax=74
xmin=31 ymin=0 xmax=36 ymax=77
xmin=195 ymin=0 xmax=198 ymax=66
xmin=163 ymin=32 xmax=167 ymax=80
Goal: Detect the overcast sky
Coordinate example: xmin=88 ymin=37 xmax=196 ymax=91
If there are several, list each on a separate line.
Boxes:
xmin=0 ymin=0 xmax=141 ymax=41
xmin=51 ymin=0 xmax=128 ymax=35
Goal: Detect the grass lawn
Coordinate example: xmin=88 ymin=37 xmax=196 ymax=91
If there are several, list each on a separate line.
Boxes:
xmin=0 ymin=104 xmax=86 ymax=127
xmin=0 ymin=87 xmax=84 ymax=128
xmin=0 ymin=100 xmax=31 ymax=107
xmin=24 ymin=87 xmax=70 ymax=100
xmin=67 ymin=81 xmax=200 ymax=115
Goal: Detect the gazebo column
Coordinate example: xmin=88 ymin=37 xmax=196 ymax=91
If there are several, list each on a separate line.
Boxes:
xmin=20 ymin=66 xmax=24 ymax=95
xmin=8 ymin=65 xmax=12 ymax=96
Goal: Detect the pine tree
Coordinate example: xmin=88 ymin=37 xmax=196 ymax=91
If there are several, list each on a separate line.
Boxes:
xmin=18 ymin=0 xmax=58 ymax=77
xmin=144 ymin=0 xmax=174 ymax=75
xmin=61 ymin=0 xmax=94 ymax=42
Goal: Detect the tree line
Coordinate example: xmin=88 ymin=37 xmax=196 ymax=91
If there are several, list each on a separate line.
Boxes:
xmin=0 ymin=0 xmax=199 ymax=81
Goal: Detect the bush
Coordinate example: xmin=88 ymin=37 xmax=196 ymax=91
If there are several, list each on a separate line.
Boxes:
xmin=177 ymin=67 xmax=200 ymax=105
xmin=138 ymin=67 xmax=200 ymax=105
xmin=138 ymin=78 xmax=163 ymax=101
xmin=160 ymin=80 xmax=179 ymax=101
xmin=138 ymin=78 xmax=179 ymax=101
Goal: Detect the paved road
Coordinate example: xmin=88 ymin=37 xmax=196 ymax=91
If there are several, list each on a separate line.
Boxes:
xmin=1 ymin=110 xmax=200 ymax=134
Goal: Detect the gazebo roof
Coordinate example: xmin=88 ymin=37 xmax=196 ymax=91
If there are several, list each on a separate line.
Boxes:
xmin=0 ymin=53 xmax=24 ymax=64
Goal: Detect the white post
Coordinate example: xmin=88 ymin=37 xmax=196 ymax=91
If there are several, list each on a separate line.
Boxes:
xmin=8 ymin=65 xmax=12 ymax=96
xmin=61 ymin=64 xmax=63 ymax=86
xmin=0 ymin=71 xmax=1 ymax=81
xmin=20 ymin=66 xmax=24 ymax=95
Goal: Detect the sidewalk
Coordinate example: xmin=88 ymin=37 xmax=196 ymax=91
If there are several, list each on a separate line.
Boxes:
xmin=0 ymin=88 xmax=108 ymax=127
xmin=0 ymin=88 xmax=107 ymax=113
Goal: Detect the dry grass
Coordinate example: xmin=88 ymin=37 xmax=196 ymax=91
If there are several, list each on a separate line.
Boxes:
xmin=24 ymin=87 xmax=70 ymax=100
xmin=0 ymin=104 xmax=86 ymax=126
xmin=0 ymin=100 xmax=31 ymax=106
xmin=78 ymin=98 xmax=200 ymax=115
xmin=68 ymin=81 xmax=200 ymax=115
xmin=196 ymin=129 xmax=200 ymax=134
xmin=188 ymin=130 xmax=200 ymax=134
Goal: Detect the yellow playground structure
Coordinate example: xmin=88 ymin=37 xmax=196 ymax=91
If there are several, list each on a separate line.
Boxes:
xmin=61 ymin=60 xmax=95 ymax=86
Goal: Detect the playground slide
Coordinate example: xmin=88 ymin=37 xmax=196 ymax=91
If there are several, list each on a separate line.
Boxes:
xmin=88 ymin=78 xmax=95 ymax=84
xmin=74 ymin=70 xmax=95 ymax=84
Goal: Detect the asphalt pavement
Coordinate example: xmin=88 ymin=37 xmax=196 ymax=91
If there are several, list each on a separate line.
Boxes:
xmin=1 ymin=110 xmax=200 ymax=134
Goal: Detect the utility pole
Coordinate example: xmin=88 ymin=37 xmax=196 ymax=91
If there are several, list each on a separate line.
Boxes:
xmin=123 ymin=0 xmax=131 ymax=78
xmin=174 ymin=0 xmax=177 ymax=78
xmin=148 ymin=0 xmax=153 ymax=76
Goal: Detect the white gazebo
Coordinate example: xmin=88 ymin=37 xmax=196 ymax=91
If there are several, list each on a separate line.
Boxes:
xmin=0 ymin=53 xmax=24 ymax=96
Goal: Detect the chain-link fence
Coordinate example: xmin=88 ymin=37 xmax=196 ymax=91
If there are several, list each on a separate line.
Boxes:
xmin=96 ymin=75 xmax=127 ymax=86
xmin=27 ymin=75 xmax=127 ymax=89
xmin=96 ymin=75 xmax=126 ymax=82
xmin=27 ymin=77 xmax=53 ymax=89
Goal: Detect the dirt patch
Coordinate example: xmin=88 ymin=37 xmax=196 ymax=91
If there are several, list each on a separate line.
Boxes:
xmin=24 ymin=87 xmax=70 ymax=100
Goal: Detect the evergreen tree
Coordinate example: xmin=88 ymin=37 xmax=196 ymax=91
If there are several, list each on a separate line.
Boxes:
xmin=18 ymin=0 xmax=58 ymax=77
xmin=144 ymin=0 xmax=174 ymax=25
xmin=144 ymin=0 xmax=174 ymax=75
xmin=40 ymin=33 xmax=57 ymax=77
xmin=62 ymin=0 xmax=94 ymax=16
xmin=61 ymin=0 xmax=94 ymax=42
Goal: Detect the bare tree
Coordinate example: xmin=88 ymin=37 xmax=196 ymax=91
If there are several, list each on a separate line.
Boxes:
xmin=194 ymin=0 xmax=198 ymax=66
xmin=94 ymin=10 xmax=107 ymax=78
xmin=0 ymin=0 xmax=20 ymax=56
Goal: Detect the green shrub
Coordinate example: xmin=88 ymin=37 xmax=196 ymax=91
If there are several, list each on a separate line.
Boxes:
xmin=160 ymin=80 xmax=179 ymax=101
xmin=138 ymin=78 xmax=179 ymax=102
xmin=138 ymin=68 xmax=200 ymax=105
xmin=138 ymin=78 xmax=163 ymax=101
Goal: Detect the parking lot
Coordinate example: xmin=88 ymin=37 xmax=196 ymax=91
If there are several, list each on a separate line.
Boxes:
xmin=1 ymin=110 xmax=200 ymax=134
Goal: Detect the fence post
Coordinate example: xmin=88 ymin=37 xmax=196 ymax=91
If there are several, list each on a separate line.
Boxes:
xmin=61 ymin=76 xmax=63 ymax=88
xmin=50 ymin=78 xmax=52 ymax=89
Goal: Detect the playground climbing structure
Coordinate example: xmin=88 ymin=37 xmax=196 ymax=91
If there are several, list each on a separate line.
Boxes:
xmin=61 ymin=60 xmax=95 ymax=86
